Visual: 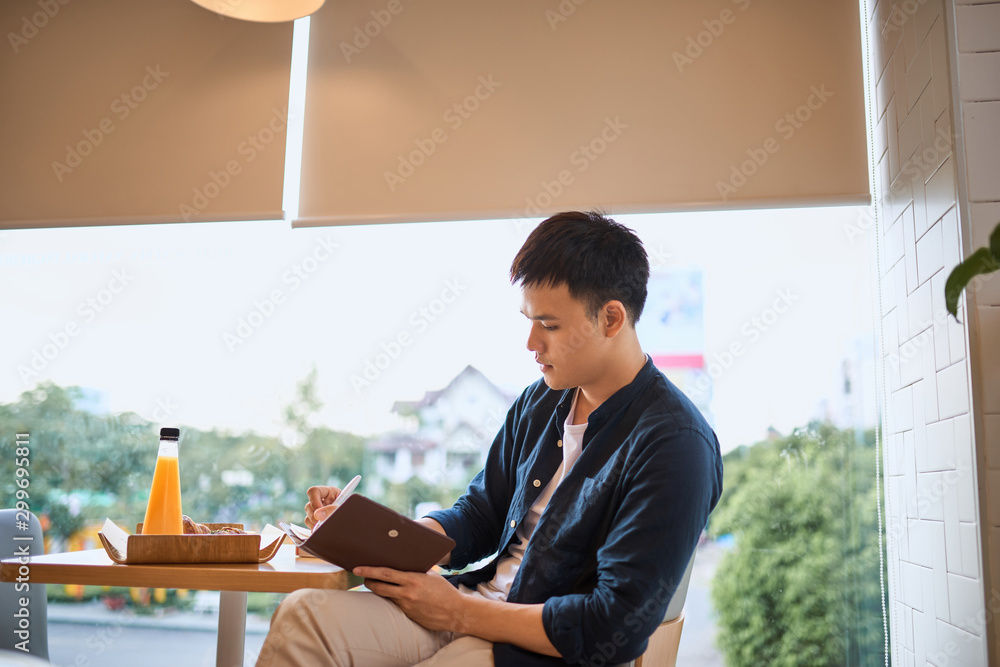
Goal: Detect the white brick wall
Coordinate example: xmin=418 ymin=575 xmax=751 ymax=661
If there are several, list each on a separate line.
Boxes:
xmin=870 ymin=0 xmax=998 ymax=664
xmin=954 ymin=0 xmax=1000 ymax=661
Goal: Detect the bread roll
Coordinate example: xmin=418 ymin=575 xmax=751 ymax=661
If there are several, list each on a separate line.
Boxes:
xmin=181 ymin=515 xmax=211 ymax=534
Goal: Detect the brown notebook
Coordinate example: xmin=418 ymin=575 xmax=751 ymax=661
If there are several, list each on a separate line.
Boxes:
xmin=279 ymin=494 xmax=455 ymax=573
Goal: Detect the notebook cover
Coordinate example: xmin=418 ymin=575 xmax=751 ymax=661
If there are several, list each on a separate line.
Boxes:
xmin=280 ymin=494 xmax=455 ymax=573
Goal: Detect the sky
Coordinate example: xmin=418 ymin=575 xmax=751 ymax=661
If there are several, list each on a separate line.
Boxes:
xmin=0 ymin=13 xmax=879 ymax=454
xmin=0 ymin=205 xmax=876 ymax=453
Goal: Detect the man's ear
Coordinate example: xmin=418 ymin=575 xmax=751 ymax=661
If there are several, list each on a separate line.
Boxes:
xmin=602 ymin=300 xmax=629 ymax=338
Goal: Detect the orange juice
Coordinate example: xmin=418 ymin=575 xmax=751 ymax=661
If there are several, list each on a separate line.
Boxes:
xmin=142 ymin=430 xmax=183 ymax=534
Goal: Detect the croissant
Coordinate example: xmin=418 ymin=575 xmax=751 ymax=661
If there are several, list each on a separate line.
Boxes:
xmin=182 ymin=515 xmax=211 ymax=534
xmin=181 ymin=515 xmax=248 ymax=535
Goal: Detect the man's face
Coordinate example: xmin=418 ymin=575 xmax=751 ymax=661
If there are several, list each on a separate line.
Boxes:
xmin=520 ymin=282 xmax=608 ymax=391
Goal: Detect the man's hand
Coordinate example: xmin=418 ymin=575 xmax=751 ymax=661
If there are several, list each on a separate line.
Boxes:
xmin=354 ymin=566 xmax=468 ymax=633
xmin=304 ymin=485 xmax=342 ymax=529
xmin=355 ymin=565 xmax=560 ymax=657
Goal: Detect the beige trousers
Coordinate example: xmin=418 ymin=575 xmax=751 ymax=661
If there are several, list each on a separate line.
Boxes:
xmin=254 ymin=588 xmax=494 ymax=667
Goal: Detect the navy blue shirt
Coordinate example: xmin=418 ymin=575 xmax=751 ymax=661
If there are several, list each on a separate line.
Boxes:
xmin=427 ymin=357 xmax=723 ymax=666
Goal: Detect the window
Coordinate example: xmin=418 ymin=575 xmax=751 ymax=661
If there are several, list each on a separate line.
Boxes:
xmin=0 ymin=205 xmax=884 ymax=664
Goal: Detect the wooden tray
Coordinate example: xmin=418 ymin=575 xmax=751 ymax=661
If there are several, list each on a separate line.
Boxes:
xmin=97 ymin=523 xmax=283 ymax=565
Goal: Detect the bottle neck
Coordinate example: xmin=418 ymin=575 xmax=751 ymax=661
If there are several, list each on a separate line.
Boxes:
xmin=157 ymin=439 xmax=179 ymax=458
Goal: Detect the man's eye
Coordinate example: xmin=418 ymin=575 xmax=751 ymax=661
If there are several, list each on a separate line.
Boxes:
xmin=543 ymin=325 xmax=558 ymax=331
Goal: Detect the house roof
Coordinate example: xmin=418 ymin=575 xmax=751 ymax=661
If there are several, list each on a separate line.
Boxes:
xmin=391 ymin=365 xmax=514 ymax=413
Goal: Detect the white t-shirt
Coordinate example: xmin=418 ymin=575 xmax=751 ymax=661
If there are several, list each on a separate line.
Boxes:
xmin=475 ymin=389 xmax=587 ymax=602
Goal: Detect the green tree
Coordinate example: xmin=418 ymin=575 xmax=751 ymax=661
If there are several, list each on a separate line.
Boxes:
xmin=277 ymin=368 xmax=367 ymax=520
xmin=710 ymin=422 xmax=886 ymax=666
xmin=174 ymin=368 xmax=367 ymax=528
xmin=0 ymin=375 xmax=370 ymax=538
xmin=177 ymin=428 xmax=290 ymax=528
xmin=0 ymin=383 xmax=151 ymax=541
xmin=289 ymin=427 xmax=366 ymax=492
xmin=283 ymin=365 xmax=323 ymax=437
xmin=382 ymin=475 xmax=459 ymax=518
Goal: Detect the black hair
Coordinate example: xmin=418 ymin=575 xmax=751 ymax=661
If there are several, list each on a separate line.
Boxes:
xmin=510 ymin=211 xmax=649 ymax=325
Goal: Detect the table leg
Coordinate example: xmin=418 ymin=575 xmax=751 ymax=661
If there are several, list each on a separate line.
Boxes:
xmin=217 ymin=590 xmax=248 ymax=667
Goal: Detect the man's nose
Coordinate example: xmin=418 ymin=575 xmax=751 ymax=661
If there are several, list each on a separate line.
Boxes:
xmin=526 ymin=326 xmax=541 ymax=353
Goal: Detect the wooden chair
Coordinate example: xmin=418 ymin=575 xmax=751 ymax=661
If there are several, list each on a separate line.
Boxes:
xmin=621 ymin=551 xmax=696 ymax=667
xmin=632 ymin=611 xmax=685 ymax=667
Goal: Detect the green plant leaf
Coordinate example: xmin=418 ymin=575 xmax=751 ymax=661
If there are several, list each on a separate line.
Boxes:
xmin=945 ymin=247 xmax=1000 ymax=319
xmin=991 ymin=221 xmax=1000 ymax=259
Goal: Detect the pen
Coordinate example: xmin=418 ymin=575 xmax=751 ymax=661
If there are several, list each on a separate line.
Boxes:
xmin=332 ymin=474 xmax=362 ymax=509
xmin=313 ymin=474 xmax=362 ymax=530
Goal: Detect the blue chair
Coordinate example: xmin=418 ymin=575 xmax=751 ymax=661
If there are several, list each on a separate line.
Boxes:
xmin=0 ymin=510 xmax=48 ymax=661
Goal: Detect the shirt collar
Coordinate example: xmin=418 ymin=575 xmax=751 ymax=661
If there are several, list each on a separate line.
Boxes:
xmin=554 ymin=355 xmax=657 ymax=427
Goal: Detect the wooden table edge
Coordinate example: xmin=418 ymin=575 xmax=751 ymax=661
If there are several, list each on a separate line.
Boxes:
xmin=1 ymin=551 xmax=349 ymax=594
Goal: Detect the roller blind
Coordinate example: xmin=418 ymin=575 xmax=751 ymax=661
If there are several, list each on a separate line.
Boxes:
xmin=0 ymin=0 xmax=293 ymax=229
xmin=295 ymin=0 xmax=869 ymax=227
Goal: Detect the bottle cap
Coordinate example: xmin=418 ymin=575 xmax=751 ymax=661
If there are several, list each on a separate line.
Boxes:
xmin=159 ymin=427 xmax=180 ymax=440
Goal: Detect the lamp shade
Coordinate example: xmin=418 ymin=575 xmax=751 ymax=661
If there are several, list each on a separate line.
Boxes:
xmin=189 ymin=0 xmax=325 ymax=22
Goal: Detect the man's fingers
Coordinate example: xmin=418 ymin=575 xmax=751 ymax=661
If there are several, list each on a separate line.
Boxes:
xmin=305 ymin=485 xmax=341 ymax=526
xmin=354 ymin=566 xmax=406 ymax=584
xmin=363 ymin=577 xmax=400 ymax=599
xmin=306 ymin=485 xmax=338 ymax=510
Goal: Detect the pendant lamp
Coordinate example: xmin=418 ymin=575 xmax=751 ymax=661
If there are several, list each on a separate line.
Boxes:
xmin=189 ymin=0 xmax=324 ymax=22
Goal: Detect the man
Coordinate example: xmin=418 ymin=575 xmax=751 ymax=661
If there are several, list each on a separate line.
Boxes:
xmin=257 ymin=211 xmax=723 ymax=666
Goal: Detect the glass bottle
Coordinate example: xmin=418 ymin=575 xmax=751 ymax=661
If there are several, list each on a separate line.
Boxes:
xmin=141 ymin=427 xmax=183 ymax=534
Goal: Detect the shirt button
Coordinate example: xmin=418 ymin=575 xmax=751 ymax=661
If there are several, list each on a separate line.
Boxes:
xmin=533 ymin=479 xmax=541 ymax=488
xmin=510 ymin=520 xmax=516 ymax=528
xmin=557 ymin=440 xmax=563 ymax=448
